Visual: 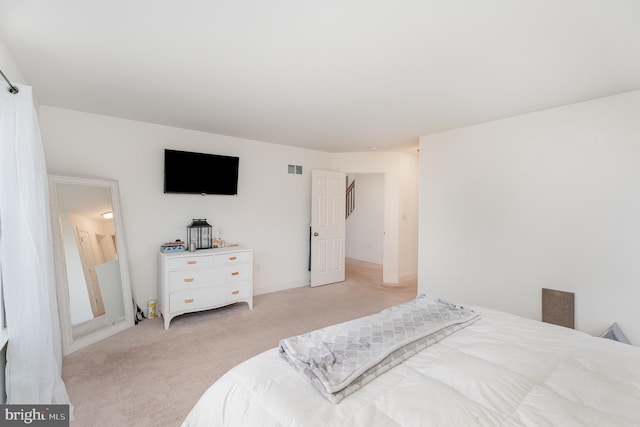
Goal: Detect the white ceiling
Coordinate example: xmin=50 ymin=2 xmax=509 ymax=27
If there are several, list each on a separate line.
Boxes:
xmin=56 ymin=183 xmax=112 ymax=222
xmin=1 ymin=1 xmax=639 ymax=153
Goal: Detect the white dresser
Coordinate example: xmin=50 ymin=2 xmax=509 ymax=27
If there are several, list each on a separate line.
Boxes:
xmin=158 ymin=246 xmax=253 ymax=329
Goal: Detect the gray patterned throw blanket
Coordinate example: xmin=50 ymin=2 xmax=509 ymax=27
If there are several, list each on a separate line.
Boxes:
xmin=279 ymin=294 xmax=479 ymax=403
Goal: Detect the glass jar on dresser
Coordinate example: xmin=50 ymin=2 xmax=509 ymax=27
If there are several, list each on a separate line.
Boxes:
xmin=158 ymin=247 xmax=253 ymax=329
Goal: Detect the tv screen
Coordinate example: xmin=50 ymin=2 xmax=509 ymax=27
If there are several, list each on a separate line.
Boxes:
xmin=164 ymin=149 xmax=239 ymax=195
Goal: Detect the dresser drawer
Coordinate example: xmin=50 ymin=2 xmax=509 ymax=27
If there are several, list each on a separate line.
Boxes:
xmin=168 ymin=263 xmax=251 ymax=292
xmin=168 ymin=255 xmax=215 ymax=270
xmin=214 ymin=251 xmax=251 ymax=265
xmin=169 ymin=281 xmax=251 ymax=313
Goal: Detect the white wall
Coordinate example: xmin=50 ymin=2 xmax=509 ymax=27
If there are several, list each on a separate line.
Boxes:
xmin=345 ymin=174 xmax=384 ymax=264
xmin=40 ymin=106 xmax=419 ymax=307
xmin=397 ymin=151 xmax=420 ymax=282
xmin=0 ymin=39 xmax=26 ymax=85
xmin=40 ymin=106 xmax=332 ymax=305
xmin=418 ymin=90 xmax=640 ymax=344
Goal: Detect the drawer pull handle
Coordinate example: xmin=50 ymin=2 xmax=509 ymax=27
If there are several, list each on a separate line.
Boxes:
xmin=184 ymin=278 xmax=194 ymax=283
xmin=229 ymin=256 xmax=237 ymax=261
xmin=231 ymin=290 xmax=240 ymax=295
xmin=187 ymin=260 xmax=197 ymax=265
xmin=184 ymin=298 xmax=194 ymax=303
xmin=231 ymin=271 xmax=239 ymax=276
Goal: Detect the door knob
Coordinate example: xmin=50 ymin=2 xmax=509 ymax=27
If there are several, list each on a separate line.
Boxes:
xmin=313 ymin=232 xmax=319 ymax=236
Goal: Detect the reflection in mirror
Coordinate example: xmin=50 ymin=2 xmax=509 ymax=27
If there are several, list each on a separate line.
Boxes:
xmin=49 ymin=176 xmax=134 ymax=355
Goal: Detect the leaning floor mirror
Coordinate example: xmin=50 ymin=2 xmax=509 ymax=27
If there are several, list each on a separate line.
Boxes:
xmin=49 ymin=175 xmax=135 ymax=355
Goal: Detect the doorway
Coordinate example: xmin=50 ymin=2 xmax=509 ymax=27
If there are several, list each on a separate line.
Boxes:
xmin=310 ymin=170 xmax=388 ymax=286
xmin=345 ymin=173 xmax=385 ymax=266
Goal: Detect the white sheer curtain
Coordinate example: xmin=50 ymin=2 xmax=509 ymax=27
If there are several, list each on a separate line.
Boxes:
xmin=0 ymin=83 xmax=71 ymax=406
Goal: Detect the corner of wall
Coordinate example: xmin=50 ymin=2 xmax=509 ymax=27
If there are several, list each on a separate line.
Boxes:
xmin=0 ymin=38 xmax=27 ymax=85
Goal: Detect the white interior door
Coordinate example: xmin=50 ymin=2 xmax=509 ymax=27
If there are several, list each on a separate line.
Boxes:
xmin=77 ymin=228 xmax=106 ymax=317
xmin=311 ymin=169 xmax=346 ymax=287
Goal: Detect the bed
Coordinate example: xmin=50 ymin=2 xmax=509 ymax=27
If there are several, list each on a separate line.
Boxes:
xmin=182 ymin=296 xmax=640 ymax=427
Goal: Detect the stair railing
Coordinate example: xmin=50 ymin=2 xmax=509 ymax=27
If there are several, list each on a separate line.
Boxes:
xmin=346 ymin=179 xmax=355 ymax=219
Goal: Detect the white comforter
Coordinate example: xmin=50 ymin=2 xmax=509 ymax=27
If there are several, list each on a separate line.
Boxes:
xmin=182 ymin=307 xmax=640 ymax=427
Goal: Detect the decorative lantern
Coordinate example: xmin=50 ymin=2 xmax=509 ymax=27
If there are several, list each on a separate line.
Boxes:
xmin=186 ymin=219 xmax=213 ymax=250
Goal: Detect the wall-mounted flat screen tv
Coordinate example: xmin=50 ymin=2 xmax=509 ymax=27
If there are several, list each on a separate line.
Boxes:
xmin=164 ymin=149 xmax=239 ymax=195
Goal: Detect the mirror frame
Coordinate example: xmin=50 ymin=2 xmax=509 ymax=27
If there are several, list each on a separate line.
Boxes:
xmin=48 ymin=175 xmax=135 ymax=355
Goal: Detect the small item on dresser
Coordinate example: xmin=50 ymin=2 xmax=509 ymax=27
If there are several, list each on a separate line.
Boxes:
xmin=189 ymin=242 xmax=196 ymax=252
xmin=187 ymin=219 xmax=213 ymax=250
xmin=160 ymin=240 xmax=186 ymax=253
xmin=211 ymin=227 xmax=221 ymax=248
xmin=148 ymin=300 xmax=156 ymax=318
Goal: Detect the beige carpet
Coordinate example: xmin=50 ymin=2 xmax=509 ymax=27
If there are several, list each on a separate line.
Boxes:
xmin=63 ymin=259 xmax=417 ymax=426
